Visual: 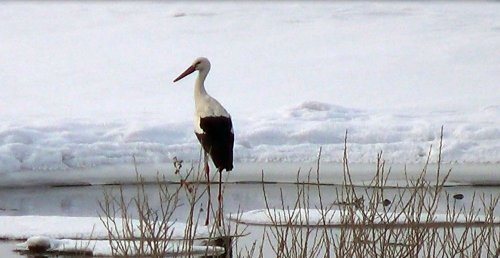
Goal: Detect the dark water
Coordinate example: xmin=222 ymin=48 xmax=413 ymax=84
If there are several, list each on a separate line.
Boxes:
xmin=1 ymin=179 xmax=499 ymax=257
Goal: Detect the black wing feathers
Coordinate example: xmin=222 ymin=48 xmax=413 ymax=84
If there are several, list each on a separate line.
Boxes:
xmin=195 ymin=116 xmax=234 ymax=172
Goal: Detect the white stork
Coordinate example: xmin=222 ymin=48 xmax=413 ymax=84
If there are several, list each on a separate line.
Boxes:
xmin=173 ymin=57 xmax=234 ymax=225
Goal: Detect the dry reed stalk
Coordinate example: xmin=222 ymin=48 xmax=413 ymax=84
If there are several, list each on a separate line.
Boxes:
xmin=99 ymin=156 xmax=243 ymax=257
xmin=250 ymin=128 xmax=499 ymax=258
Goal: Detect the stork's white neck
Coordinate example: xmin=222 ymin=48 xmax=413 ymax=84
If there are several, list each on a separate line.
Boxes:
xmin=194 ymin=69 xmax=209 ymax=99
xmin=191 ymin=65 xmax=230 ymax=122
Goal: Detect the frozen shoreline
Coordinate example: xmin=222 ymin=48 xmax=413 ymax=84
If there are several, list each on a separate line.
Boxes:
xmin=0 ymin=162 xmax=498 ymax=188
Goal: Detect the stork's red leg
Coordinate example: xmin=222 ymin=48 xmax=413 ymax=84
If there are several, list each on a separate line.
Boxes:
xmin=204 ymin=153 xmax=211 ymax=226
xmin=217 ymin=170 xmax=224 ymax=226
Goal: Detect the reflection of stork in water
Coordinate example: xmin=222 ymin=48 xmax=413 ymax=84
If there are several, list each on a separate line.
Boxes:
xmin=173 ymin=57 xmax=234 ymax=225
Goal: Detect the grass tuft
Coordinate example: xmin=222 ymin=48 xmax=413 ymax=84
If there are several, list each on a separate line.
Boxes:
xmin=99 ymin=128 xmax=499 ymax=257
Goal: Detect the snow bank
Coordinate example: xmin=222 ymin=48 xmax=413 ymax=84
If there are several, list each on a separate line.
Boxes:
xmin=232 ymin=208 xmax=500 ymax=226
xmin=0 ymin=216 xmax=212 ymax=241
xmin=0 ymin=215 xmax=223 ymax=256
xmin=0 ymin=121 xmax=195 ymax=173
xmin=0 ymin=102 xmax=498 ymax=173
xmin=15 ymin=237 xmax=224 ymax=257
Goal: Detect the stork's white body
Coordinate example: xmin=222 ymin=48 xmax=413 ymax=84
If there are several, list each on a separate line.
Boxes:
xmin=193 ymin=75 xmax=231 ymax=135
xmin=174 ymin=57 xmax=234 ymax=165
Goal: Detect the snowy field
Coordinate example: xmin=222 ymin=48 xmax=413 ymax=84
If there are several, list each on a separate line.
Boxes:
xmin=0 ymin=1 xmax=499 ymax=176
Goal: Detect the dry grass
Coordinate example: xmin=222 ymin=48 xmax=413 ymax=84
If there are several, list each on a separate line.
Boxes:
xmin=239 ymin=129 xmax=500 ymax=258
xmin=99 ymin=128 xmax=499 ymax=257
xmin=98 ymin=158 xmax=243 ymax=257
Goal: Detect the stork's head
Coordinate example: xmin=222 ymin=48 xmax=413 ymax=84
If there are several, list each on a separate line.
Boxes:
xmin=173 ymin=57 xmax=211 ymax=82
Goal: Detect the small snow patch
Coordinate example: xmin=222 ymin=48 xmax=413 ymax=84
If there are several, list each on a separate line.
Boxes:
xmin=231 ymin=209 xmax=500 ymax=226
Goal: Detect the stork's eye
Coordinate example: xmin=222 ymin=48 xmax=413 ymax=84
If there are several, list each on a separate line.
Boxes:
xmin=195 ymin=61 xmax=201 ymax=66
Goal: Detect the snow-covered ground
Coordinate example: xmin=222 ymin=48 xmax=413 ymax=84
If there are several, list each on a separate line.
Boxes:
xmin=1 ymin=2 xmax=499 ymax=174
xmin=233 ymin=208 xmax=500 ymax=226
xmin=0 ymin=216 xmax=223 ymax=256
xmin=0 ymin=209 xmax=498 ymax=255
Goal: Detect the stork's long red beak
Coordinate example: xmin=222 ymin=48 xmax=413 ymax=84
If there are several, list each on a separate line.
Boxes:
xmin=173 ymin=65 xmax=196 ymax=82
